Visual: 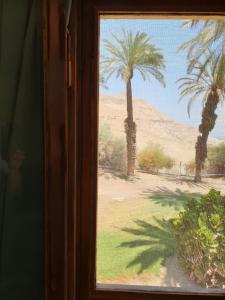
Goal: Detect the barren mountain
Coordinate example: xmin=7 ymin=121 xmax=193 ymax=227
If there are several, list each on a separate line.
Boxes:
xmin=99 ymin=93 xmax=218 ymax=164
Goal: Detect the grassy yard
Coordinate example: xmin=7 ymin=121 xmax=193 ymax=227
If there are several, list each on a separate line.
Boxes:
xmin=97 ymin=190 xmax=201 ymax=283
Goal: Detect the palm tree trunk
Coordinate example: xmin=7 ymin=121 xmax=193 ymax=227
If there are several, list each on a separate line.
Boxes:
xmin=195 ymin=135 xmax=206 ymax=182
xmin=194 ymin=89 xmax=219 ymax=182
xmin=124 ymin=78 xmax=136 ymax=177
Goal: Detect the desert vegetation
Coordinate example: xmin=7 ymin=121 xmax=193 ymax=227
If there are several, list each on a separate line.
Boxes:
xmin=172 ymin=190 xmax=225 ymax=288
xmin=138 ymin=143 xmax=174 ymax=173
xmin=208 ymin=143 xmax=225 ymax=175
xmin=99 ymin=124 xmax=126 ymax=172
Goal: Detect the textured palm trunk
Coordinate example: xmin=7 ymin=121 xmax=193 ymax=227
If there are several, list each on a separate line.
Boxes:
xmin=124 ymin=78 xmax=136 ymax=177
xmin=194 ymin=89 xmax=219 ymax=182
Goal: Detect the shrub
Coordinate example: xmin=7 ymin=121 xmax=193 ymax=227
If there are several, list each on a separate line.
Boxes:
xmin=138 ymin=143 xmax=174 ymax=173
xmin=171 ymin=190 xmax=225 ymax=288
xmin=98 ymin=124 xmax=126 ymax=172
xmin=99 ymin=124 xmax=113 ymax=166
xmin=99 ymin=124 xmax=113 ymax=144
xmin=207 ymin=143 xmax=225 ymax=175
xmin=109 ymin=138 xmax=126 ymax=172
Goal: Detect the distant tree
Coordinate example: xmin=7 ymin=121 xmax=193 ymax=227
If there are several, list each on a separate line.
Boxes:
xmin=101 ymin=30 xmax=165 ymax=177
xmin=178 ymin=51 xmax=225 ymax=182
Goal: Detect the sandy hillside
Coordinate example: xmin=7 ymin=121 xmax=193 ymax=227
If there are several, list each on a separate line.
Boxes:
xmin=99 ymin=94 xmax=218 ymax=164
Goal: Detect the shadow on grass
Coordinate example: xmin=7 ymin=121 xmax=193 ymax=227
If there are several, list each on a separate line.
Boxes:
xmin=119 ymin=218 xmax=176 ymax=274
xmin=142 ymin=187 xmax=201 ymax=211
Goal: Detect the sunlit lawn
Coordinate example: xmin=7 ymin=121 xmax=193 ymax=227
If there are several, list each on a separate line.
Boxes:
xmin=97 ymin=191 xmax=201 ymax=282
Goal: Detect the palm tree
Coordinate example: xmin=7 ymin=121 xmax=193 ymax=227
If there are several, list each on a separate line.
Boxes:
xmin=178 ymin=51 xmax=225 ymax=182
xmin=179 ymin=20 xmax=225 ymax=74
xmin=101 ymin=30 xmax=165 ymax=177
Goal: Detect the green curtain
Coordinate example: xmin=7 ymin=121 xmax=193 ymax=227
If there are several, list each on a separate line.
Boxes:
xmin=0 ymin=0 xmax=43 ymax=299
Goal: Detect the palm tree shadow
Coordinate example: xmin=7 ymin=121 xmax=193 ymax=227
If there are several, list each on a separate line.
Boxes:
xmin=119 ymin=218 xmax=176 ymax=274
xmin=142 ymin=187 xmax=201 ymax=210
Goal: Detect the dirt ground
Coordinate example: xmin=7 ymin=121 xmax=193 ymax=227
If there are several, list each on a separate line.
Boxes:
xmin=98 ymin=169 xmax=225 ymax=202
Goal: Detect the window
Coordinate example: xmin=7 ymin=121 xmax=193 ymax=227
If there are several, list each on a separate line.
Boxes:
xmin=97 ymin=16 xmax=225 ymax=294
xmin=74 ymin=2 xmax=223 ymax=299
xmin=43 ymin=1 xmax=225 ymax=300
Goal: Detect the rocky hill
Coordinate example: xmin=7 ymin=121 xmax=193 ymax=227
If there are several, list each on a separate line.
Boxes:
xmin=99 ymin=93 xmax=218 ymax=164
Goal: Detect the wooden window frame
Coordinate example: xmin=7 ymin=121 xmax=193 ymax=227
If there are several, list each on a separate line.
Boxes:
xmin=75 ymin=1 xmax=225 ymax=300
xmin=43 ymin=1 xmax=225 ymax=300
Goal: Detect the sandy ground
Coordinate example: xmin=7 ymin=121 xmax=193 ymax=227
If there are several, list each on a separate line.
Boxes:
xmin=98 ymin=169 xmax=225 ymax=201
xmin=97 ymin=169 xmax=225 ymax=290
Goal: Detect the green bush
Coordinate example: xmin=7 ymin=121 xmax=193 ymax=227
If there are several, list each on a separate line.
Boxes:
xmin=138 ymin=143 xmax=174 ymax=173
xmin=98 ymin=124 xmax=126 ymax=172
xmin=172 ymin=190 xmax=225 ymax=288
xmin=207 ymin=143 xmax=225 ymax=175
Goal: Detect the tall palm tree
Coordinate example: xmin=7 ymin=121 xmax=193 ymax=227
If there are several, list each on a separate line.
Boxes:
xmin=101 ymin=30 xmax=165 ymax=177
xmin=178 ymin=51 xmax=225 ymax=182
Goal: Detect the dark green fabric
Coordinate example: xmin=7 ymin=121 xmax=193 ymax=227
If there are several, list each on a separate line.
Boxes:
xmin=0 ymin=0 xmax=43 ymax=299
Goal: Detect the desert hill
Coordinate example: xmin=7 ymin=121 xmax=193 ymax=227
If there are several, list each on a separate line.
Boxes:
xmin=99 ymin=93 xmax=218 ymax=165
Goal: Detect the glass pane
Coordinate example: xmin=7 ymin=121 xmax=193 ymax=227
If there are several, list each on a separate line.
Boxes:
xmin=97 ymin=17 xmax=225 ymax=293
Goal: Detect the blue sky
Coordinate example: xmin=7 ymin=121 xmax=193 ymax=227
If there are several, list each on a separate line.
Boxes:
xmin=99 ymin=19 xmax=225 ymax=140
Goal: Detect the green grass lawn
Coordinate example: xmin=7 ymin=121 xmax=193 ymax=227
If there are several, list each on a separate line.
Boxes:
xmin=97 ymin=190 xmax=201 ymax=282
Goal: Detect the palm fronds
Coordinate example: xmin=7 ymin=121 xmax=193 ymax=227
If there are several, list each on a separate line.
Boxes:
xmin=179 ymin=20 xmax=225 ymax=73
xmin=101 ymin=30 xmax=165 ymax=86
xmin=178 ymin=51 xmax=225 ymax=116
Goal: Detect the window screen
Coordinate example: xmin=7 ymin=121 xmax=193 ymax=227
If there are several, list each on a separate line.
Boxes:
xmin=97 ymin=17 xmax=225 ymax=293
